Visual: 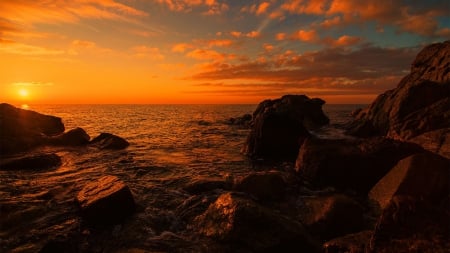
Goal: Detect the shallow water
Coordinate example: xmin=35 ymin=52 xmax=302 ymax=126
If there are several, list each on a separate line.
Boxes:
xmin=0 ymin=104 xmax=364 ymax=252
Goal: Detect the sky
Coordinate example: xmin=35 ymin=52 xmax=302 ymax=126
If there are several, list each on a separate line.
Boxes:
xmin=0 ymin=0 xmax=449 ymax=104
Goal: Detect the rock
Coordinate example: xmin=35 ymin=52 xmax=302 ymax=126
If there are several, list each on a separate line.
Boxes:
xmin=298 ymin=194 xmax=365 ymax=240
xmin=225 ymin=113 xmax=252 ymax=127
xmin=90 ymin=133 xmax=129 ymax=150
xmin=0 ymin=153 xmax=61 ymax=170
xmin=295 ymin=137 xmax=424 ymax=194
xmin=76 ymin=175 xmax=135 ymax=226
xmin=368 ymin=153 xmax=450 ymax=253
xmin=0 ymin=103 xmax=65 ymax=153
xmin=194 ymin=192 xmax=319 ymax=252
xmin=346 ymin=41 xmax=450 ymax=141
xmin=323 ymin=230 xmax=372 ymax=253
xmin=369 ymin=153 xmax=449 ymax=210
xmin=409 ymin=128 xmax=450 ymax=159
xmin=47 ymin=127 xmax=90 ymax=146
xmin=243 ymin=95 xmax=329 ymax=161
xmin=182 ymin=179 xmax=231 ymax=194
xmin=233 ymin=170 xmax=288 ymax=201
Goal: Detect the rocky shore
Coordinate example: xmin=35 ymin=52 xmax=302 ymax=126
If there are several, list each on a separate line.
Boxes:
xmin=0 ymin=41 xmax=449 ymax=252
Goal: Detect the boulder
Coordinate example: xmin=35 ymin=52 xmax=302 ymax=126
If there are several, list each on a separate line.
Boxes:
xmin=323 ymin=230 xmax=372 ymax=253
xmin=243 ymin=95 xmax=329 ymax=161
xmin=225 ymin=113 xmax=252 ymax=127
xmin=295 ymin=137 xmax=424 ymax=194
xmin=346 ymin=41 xmax=450 ymax=141
xmin=233 ymin=170 xmax=288 ymax=201
xmin=369 ymin=152 xmax=449 ymax=210
xmin=409 ymin=128 xmax=450 ymax=159
xmin=368 ymin=153 xmax=450 ymax=253
xmin=298 ymin=194 xmax=365 ymax=240
xmin=182 ymin=179 xmax=231 ymax=194
xmin=194 ymin=192 xmax=319 ymax=252
xmin=0 ymin=153 xmax=61 ymax=170
xmin=90 ymin=133 xmax=129 ymax=150
xmin=0 ymin=103 xmax=65 ymax=153
xmin=76 ymin=175 xmax=135 ymax=226
xmin=47 ymin=127 xmax=90 ymax=146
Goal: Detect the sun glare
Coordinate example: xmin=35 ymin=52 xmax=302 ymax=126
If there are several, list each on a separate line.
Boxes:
xmin=18 ymin=88 xmax=29 ymax=97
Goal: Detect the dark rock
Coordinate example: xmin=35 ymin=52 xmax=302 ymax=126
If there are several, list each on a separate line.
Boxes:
xmin=175 ymin=194 xmax=219 ymax=229
xmin=323 ymin=230 xmax=372 ymax=253
xmin=369 ymin=153 xmax=450 ymax=253
xmin=346 ymin=41 xmax=450 ymax=140
xmin=76 ymin=175 xmax=135 ymax=226
xmin=234 ymin=170 xmax=288 ymax=201
xmin=90 ymin=133 xmax=129 ymax=150
xmin=0 ymin=153 xmax=61 ymax=170
xmin=409 ymin=128 xmax=450 ymax=159
xmin=194 ymin=192 xmax=319 ymax=252
xmin=226 ymin=113 xmax=252 ymax=127
xmin=295 ymin=137 xmax=424 ymax=194
xmin=47 ymin=127 xmax=90 ymax=146
xmin=243 ymin=95 xmax=329 ymax=161
xmin=369 ymin=152 xmax=449 ymax=210
xmin=0 ymin=103 xmax=65 ymax=153
xmin=182 ymin=179 xmax=231 ymax=194
xmin=298 ymin=194 xmax=365 ymax=240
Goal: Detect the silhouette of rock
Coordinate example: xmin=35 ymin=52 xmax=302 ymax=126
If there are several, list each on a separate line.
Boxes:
xmin=243 ymin=95 xmax=329 ymax=161
xmin=76 ymin=175 xmax=135 ymax=226
xmin=298 ymin=194 xmax=365 ymax=240
xmin=225 ymin=113 xmax=252 ymax=127
xmin=369 ymin=153 xmax=450 ymax=252
xmin=47 ymin=127 xmax=90 ymax=146
xmin=194 ymin=192 xmax=319 ymax=252
xmin=323 ymin=230 xmax=372 ymax=253
xmin=234 ymin=170 xmax=288 ymax=201
xmin=90 ymin=133 xmax=129 ymax=150
xmin=0 ymin=103 xmax=64 ymax=153
xmin=295 ymin=137 xmax=423 ymax=194
xmin=409 ymin=128 xmax=450 ymax=159
xmin=0 ymin=153 xmax=61 ymax=170
xmin=346 ymin=41 xmax=450 ymax=142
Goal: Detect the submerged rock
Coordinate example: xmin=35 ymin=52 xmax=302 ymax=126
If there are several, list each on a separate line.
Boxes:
xmin=47 ymin=127 xmax=91 ymax=146
xmin=76 ymin=175 xmax=135 ymax=226
xmin=346 ymin=41 xmax=450 ymax=141
xmin=0 ymin=103 xmax=65 ymax=153
xmin=225 ymin=113 xmax=252 ymax=127
xmin=90 ymin=133 xmax=129 ymax=150
xmin=194 ymin=192 xmax=319 ymax=252
xmin=295 ymin=137 xmax=423 ymax=194
xmin=243 ymin=95 xmax=329 ymax=161
xmin=0 ymin=153 xmax=61 ymax=170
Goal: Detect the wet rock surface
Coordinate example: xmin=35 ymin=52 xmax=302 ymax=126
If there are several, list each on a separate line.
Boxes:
xmin=47 ymin=127 xmax=91 ymax=146
xmin=90 ymin=133 xmax=130 ymax=150
xmin=193 ymin=192 xmax=320 ymax=252
xmin=233 ymin=170 xmax=288 ymax=201
xmin=0 ymin=153 xmax=62 ymax=170
xmin=76 ymin=175 xmax=136 ymax=226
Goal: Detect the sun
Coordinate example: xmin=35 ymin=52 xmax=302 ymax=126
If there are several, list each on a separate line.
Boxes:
xmin=18 ymin=88 xmax=29 ymax=97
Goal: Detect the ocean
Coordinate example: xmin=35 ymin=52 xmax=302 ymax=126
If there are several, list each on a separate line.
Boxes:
xmin=0 ymin=104 xmax=365 ymax=252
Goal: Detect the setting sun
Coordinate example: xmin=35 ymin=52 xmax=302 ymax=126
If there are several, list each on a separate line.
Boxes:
xmin=18 ymin=88 xmax=29 ymax=98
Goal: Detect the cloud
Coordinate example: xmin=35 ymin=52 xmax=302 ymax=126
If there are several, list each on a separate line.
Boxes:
xmin=290 ymin=29 xmax=320 ymax=42
xmin=0 ymin=0 xmax=148 ymax=26
xmin=172 ymin=43 xmax=194 ymax=53
xmin=323 ymin=35 xmax=362 ymax=47
xmin=131 ymin=46 xmax=165 ymax=60
xmin=0 ymin=42 xmax=65 ymax=56
xmin=230 ymin=31 xmax=261 ymax=38
xmin=186 ymin=49 xmax=229 ymax=61
xmin=13 ymin=81 xmax=54 ymax=87
xmin=155 ymin=0 xmax=229 ymax=15
xmin=187 ymin=44 xmax=419 ymax=96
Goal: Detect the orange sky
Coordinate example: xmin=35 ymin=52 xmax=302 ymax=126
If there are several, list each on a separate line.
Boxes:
xmin=1 ymin=0 xmax=449 ymax=104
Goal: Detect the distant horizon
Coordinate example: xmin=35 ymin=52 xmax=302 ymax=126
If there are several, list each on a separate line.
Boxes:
xmin=1 ymin=1 xmax=449 ymax=104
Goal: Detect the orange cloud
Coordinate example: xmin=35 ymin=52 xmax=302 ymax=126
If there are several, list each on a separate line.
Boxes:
xmin=230 ymin=31 xmax=261 ymax=38
xmin=131 ymin=46 xmax=165 ymax=60
xmin=205 ymin=39 xmax=234 ymax=47
xmin=186 ymin=49 xmax=226 ymax=60
xmin=172 ymin=43 xmax=194 ymax=53
xmin=275 ymin=33 xmax=287 ymax=41
xmin=323 ymin=35 xmax=362 ymax=47
xmin=256 ymin=2 xmax=271 ymax=15
xmin=290 ymin=29 xmax=319 ymax=42
xmin=156 ymin=0 xmax=228 ymax=15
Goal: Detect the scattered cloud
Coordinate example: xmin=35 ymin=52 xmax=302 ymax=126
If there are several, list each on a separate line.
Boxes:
xmin=131 ymin=46 xmax=165 ymax=60
xmin=155 ymin=0 xmax=229 ymax=15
